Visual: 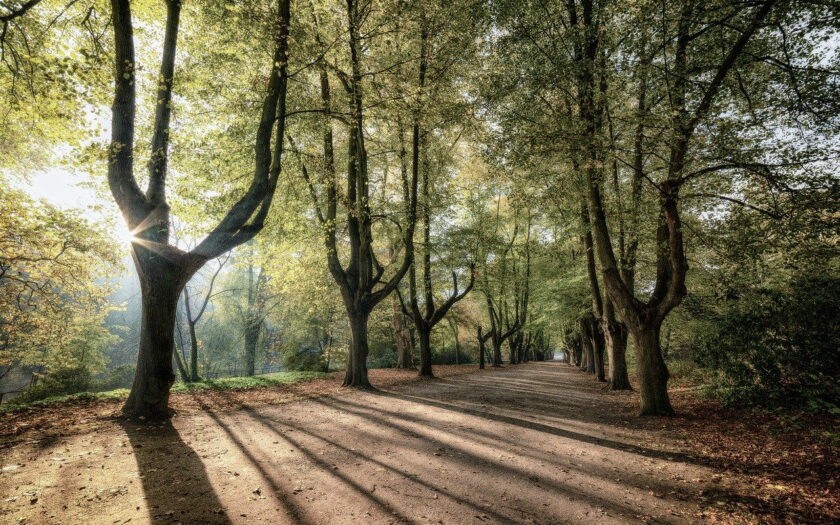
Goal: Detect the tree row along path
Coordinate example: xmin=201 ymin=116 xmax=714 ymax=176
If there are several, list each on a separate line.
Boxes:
xmin=0 ymin=363 xmax=833 ymax=524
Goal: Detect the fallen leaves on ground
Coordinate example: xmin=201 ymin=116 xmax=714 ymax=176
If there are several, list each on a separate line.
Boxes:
xmin=626 ymin=389 xmax=839 ymax=525
xmin=0 ymin=365 xmax=483 ymax=445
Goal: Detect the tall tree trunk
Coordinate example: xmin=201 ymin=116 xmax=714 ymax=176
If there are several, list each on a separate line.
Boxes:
xmin=323 ymin=334 xmax=332 ymax=373
xmin=188 ymin=321 xmax=199 ymax=382
xmin=591 ymin=320 xmax=606 ymax=382
xmin=478 ymin=326 xmax=486 ymax=369
xmin=585 ymin=336 xmax=595 ymax=375
xmin=418 ymin=326 xmax=433 ymax=377
xmin=631 ymin=321 xmax=673 ymax=416
xmin=344 ymin=309 xmax=372 ymax=388
xmin=392 ymin=293 xmax=413 ymax=368
xmin=448 ymin=317 xmax=461 ymax=365
xmin=508 ymin=336 xmax=517 ymax=364
xmin=173 ymin=330 xmax=189 ymax=383
xmin=123 ymin=258 xmax=187 ymax=419
xmin=605 ymin=305 xmax=631 ymax=390
xmin=492 ymin=336 xmax=503 ymax=367
xmin=244 ymin=318 xmax=259 ymax=377
xmin=579 ymin=327 xmax=591 ymax=372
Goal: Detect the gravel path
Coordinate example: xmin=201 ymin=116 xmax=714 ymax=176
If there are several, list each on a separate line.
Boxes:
xmin=0 ymin=363 xmax=750 ymax=524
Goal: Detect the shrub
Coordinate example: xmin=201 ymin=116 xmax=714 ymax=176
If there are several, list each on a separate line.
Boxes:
xmin=96 ymin=364 xmax=136 ymax=391
xmin=432 ymin=345 xmax=472 ymax=365
xmin=693 ymin=276 xmax=840 ymax=409
xmin=14 ymin=366 xmax=93 ymax=404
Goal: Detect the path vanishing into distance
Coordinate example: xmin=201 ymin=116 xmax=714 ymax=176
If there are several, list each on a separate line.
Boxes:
xmin=1 ymin=363 xmax=766 ymax=524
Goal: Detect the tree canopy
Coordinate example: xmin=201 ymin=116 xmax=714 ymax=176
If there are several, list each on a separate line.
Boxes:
xmin=0 ymin=0 xmax=837 ymax=418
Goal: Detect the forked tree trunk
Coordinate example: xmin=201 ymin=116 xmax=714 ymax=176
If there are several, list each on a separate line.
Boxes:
xmin=109 ymin=0 xmax=291 ymax=419
xmin=344 ymin=310 xmax=373 ymax=388
xmin=632 ymin=321 xmax=673 ymax=416
xmin=123 ymin=258 xmax=188 ymax=419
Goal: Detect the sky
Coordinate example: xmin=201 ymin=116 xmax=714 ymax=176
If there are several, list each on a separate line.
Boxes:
xmin=19 ymin=166 xmax=135 ymax=246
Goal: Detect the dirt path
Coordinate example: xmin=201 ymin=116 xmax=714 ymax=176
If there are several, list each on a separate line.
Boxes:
xmin=0 ymin=363 xmax=765 ymax=524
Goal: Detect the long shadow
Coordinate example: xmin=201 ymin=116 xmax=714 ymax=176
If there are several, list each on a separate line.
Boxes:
xmin=201 ymin=410 xmax=314 ymax=524
xmin=371 ymin=390 xmax=701 ymax=465
xmin=327 ymin=395 xmax=657 ymax=487
xmin=421 ymin=378 xmax=617 ymax=412
xmin=313 ymin=396 xmax=684 ymax=520
xmin=196 ymin=392 xmax=415 ymax=524
xmin=119 ymin=419 xmax=231 ymax=524
xmin=243 ymin=406 xmax=516 ymax=523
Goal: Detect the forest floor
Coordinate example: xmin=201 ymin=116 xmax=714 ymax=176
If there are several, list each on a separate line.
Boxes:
xmin=0 ymin=362 xmax=836 ymax=524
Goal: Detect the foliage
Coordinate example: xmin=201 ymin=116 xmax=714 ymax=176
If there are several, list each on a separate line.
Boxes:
xmin=693 ymin=276 xmax=840 ymax=409
xmin=3 ymin=370 xmax=328 ymax=414
xmin=170 ymin=371 xmax=328 ymax=392
xmin=0 ymin=184 xmax=120 ymax=377
xmin=97 ymin=364 xmax=136 ymax=391
xmin=0 ymin=0 xmax=837 ymax=415
xmin=13 ymin=366 xmax=94 ymax=405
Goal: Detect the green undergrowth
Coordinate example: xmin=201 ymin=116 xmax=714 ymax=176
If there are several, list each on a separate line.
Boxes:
xmin=170 ymin=371 xmax=327 ymax=392
xmin=0 ymin=371 xmax=328 ymax=415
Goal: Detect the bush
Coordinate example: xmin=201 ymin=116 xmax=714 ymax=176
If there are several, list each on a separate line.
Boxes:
xmin=693 ymin=276 xmax=840 ymax=409
xmin=282 ymin=345 xmax=328 ymax=372
xmin=96 ymin=364 xmax=136 ymax=391
xmin=368 ymin=348 xmax=396 ymax=369
xmin=14 ymin=366 xmax=93 ymax=404
xmin=432 ymin=345 xmax=472 ymax=365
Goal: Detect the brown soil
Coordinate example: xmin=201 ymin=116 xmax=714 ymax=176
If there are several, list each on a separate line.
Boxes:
xmin=0 ymin=363 xmax=836 ymax=524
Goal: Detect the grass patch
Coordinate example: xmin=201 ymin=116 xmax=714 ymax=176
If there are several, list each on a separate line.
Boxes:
xmin=0 ymin=389 xmax=129 ymax=415
xmin=0 ymin=371 xmax=328 ymax=415
xmin=170 ymin=371 xmax=328 ymax=392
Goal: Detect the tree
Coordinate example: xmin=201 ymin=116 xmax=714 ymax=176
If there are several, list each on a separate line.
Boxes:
xmin=174 ymin=254 xmax=229 ymax=382
xmin=107 ymin=0 xmax=292 ymax=418
xmin=295 ymin=0 xmax=419 ymax=388
xmin=403 ymin=122 xmax=475 ymax=377
xmin=0 ymin=184 xmax=119 ymax=381
xmin=582 ymin=0 xmax=778 ymax=414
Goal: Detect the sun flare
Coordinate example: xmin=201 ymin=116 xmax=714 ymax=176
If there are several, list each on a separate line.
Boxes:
xmin=115 ymin=226 xmax=138 ymax=246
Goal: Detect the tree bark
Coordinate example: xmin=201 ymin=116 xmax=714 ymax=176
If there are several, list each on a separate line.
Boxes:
xmin=492 ymin=336 xmax=503 ymax=367
xmin=591 ymin=321 xmax=606 ymax=382
xmin=448 ymin=316 xmax=460 ymax=365
xmin=123 ymin=255 xmax=188 ymax=419
xmin=244 ymin=317 xmax=260 ymax=376
xmin=478 ymin=326 xmax=488 ymax=369
xmin=343 ymin=309 xmax=372 ymax=388
xmin=188 ymin=321 xmax=199 ymax=382
xmin=418 ymin=327 xmax=433 ymax=376
xmin=605 ymin=309 xmax=631 ymax=390
xmin=391 ymin=294 xmax=413 ymax=368
xmin=632 ymin=321 xmax=673 ymax=416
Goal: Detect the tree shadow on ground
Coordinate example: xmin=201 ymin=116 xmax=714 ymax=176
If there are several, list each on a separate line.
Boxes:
xmin=369 ymin=388 xmax=700 ymax=464
xmin=199 ymin=384 xmax=673 ymax=523
xmin=118 ymin=419 xmax=231 ymax=524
